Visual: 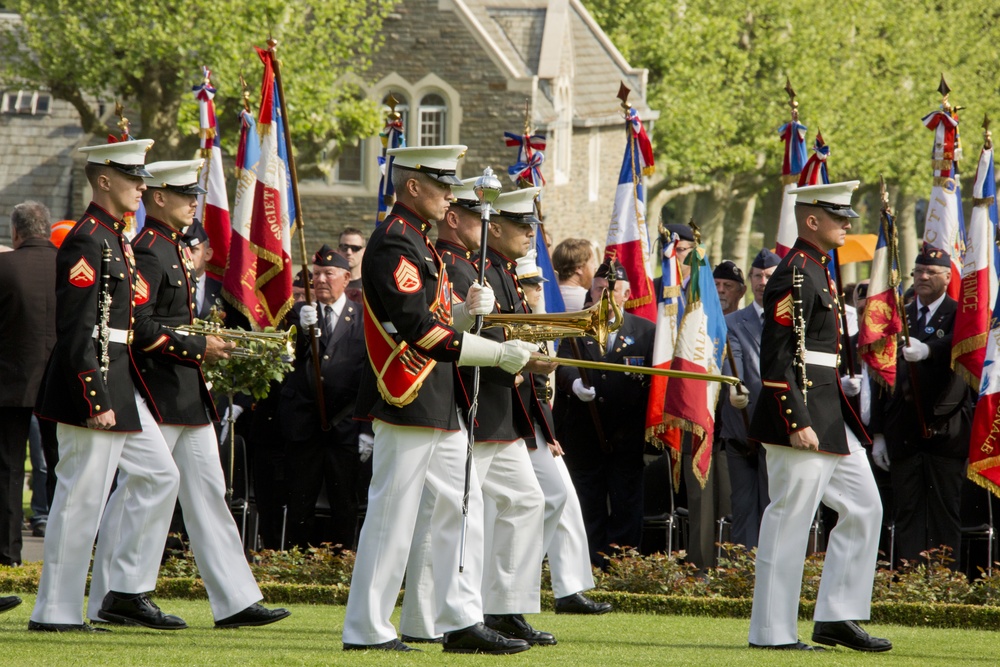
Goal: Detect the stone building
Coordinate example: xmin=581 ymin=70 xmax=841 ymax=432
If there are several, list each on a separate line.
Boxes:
xmin=0 ymin=0 xmax=655 ymax=251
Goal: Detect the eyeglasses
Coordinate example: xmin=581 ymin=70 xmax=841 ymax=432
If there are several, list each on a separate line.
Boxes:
xmin=339 ymin=243 xmax=364 ymax=253
xmin=910 ymin=268 xmax=948 ymax=277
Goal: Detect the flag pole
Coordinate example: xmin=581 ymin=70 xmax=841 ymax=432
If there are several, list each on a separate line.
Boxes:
xmin=267 ymin=37 xmax=330 ymax=432
xmin=881 ymin=177 xmax=930 ymax=438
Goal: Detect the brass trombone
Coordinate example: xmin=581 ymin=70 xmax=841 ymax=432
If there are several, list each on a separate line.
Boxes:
xmin=483 ymin=288 xmax=623 ymax=349
xmin=169 ymin=320 xmax=297 ymax=360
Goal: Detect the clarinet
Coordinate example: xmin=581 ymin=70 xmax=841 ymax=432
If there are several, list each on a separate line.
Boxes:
xmin=791 ymin=266 xmax=808 ymax=405
xmin=98 ymin=240 xmax=113 ymax=383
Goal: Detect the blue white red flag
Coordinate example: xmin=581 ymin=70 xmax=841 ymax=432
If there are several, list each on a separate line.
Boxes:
xmin=534 ymin=231 xmax=564 ymax=314
xmin=193 ymin=67 xmax=231 ymax=283
xmin=661 ymin=245 xmax=728 ymax=486
xmin=858 ymin=196 xmax=904 ymax=389
xmin=922 ymin=106 xmax=966 ymax=299
xmin=969 ymin=142 xmax=1000 ymax=496
xmin=222 ymin=106 xmax=262 ymax=326
xmin=604 ymin=107 xmax=655 ymax=321
xmin=646 ymin=231 xmax=683 ymax=452
xmin=953 ymin=142 xmax=999 ymax=389
xmin=797 ymin=131 xmax=830 ymax=187
xmin=376 ymin=107 xmax=405 ymax=225
xmin=505 ymin=131 xmax=547 ymax=186
xmin=776 ymin=118 xmax=807 ymax=257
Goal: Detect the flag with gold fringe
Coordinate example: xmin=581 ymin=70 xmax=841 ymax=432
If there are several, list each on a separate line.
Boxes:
xmin=193 ymin=67 xmax=231 ymax=284
xmin=661 ymin=241 xmax=728 ymax=487
xmin=952 ymin=126 xmax=998 ymax=389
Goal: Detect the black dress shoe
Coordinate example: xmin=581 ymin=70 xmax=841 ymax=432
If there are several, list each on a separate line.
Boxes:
xmin=443 ymin=622 xmax=531 ymax=654
xmin=0 ymin=596 xmax=22 ymax=614
xmin=813 ymin=620 xmax=892 ymax=652
xmin=484 ymin=614 xmax=556 ymax=646
xmin=28 ymin=620 xmax=111 ymax=633
xmin=555 ymin=592 xmax=612 ymax=615
xmin=215 ymin=603 xmax=291 ymax=628
xmin=97 ymin=592 xmax=187 ymax=630
xmin=343 ymin=638 xmax=419 ymax=652
xmin=749 ymin=641 xmax=825 ymax=651
xmin=401 ymin=634 xmax=444 ymax=643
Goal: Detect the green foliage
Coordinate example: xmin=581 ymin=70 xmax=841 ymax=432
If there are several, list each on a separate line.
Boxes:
xmin=202 ymin=326 xmax=294 ymax=400
xmin=0 ymin=0 xmax=392 ymax=166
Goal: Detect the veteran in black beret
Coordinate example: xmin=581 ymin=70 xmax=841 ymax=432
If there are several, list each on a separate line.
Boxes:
xmin=747 ymin=181 xmax=890 ymax=653
xmin=868 ymin=244 xmax=972 ymax=571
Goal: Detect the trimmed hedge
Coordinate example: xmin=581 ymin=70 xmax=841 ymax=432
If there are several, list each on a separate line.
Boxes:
xmin=4 ymin=544 xmax=1000 ymax=630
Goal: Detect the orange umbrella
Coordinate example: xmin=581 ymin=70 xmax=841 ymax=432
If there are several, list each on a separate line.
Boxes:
xmin=836 ymin=234 xmax=877 ymax=264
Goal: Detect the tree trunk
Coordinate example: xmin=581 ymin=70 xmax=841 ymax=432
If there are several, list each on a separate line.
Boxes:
xmin=723 ymin=192 xmax=757 ymax=271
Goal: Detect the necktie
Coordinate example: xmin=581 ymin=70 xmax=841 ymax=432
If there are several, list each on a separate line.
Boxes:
xmin=321 ymin=305 xmax=334 ymax=343
xmin=916 ymin=305 xmax=929 ymax=333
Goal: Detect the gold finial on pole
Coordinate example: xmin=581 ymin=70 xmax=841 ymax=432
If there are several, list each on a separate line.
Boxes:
xmin=879 ymin=174 xmax=890 ymax=213
xmin=114 ymin=101 xmax=130 ymax=138
xmin=617 ymin=81 xmax=632 ymax=112
xmin=784 ymin=76 xmax=799 ymax=122
xmin=384 ymin=92 xmax=400 ymax=123
xmin=984 ymin=113 xmax=993 ymax=151
xmin=239 ymin=72 xmax=252 ymax=113
xmin=523 ymin=98 xmax=531 ymax=136
xmin=688 ymin=218 xmax=701 ymax=245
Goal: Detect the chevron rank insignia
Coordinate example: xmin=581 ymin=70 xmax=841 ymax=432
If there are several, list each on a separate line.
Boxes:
xmin=68 ymin=257 xmax=96 ymax=288
xmin=393 ymin=257 xmax=422 ymax=294
xmin=134 ymin=272 xmax=150 ymax=306
xmin=773 ymin=291 xmax=793 ymax=327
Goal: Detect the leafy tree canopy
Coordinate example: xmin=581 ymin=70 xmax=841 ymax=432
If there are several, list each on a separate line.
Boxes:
xmin=0 ymin=0 xmax=397 ymax=174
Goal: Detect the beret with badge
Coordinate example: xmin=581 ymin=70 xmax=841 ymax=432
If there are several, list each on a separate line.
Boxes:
xmin=713 ymin=260 xmax=745 ymax=285
xmin=313 ymin=244 xmax=350 ymax=271
xmin=183 ymin=219 xmax=209 ymax=248
xmin=914 ymin=244 xmax=951 ymax=267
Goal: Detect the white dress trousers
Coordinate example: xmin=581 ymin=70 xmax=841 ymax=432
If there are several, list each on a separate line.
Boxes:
xmin=31 ymin=392 xmax=179 ymax=624
xmin=342 ymin=417 xmax=484 ymax=645
xmin=88 ymin=423 xmax=262 ymax=621
xmin=748 ymin=427 xmax=882 ymax=646
xmin=527 ymin=423 xmax=595 ymax=598
xmin=476 ymin=438 xmax=545 ymax=614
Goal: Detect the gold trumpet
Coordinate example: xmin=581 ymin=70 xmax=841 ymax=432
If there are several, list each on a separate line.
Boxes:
xmin=483 ymin=288 xmax=623 ymax=349
xmin=169 ymin=320 xmax=297 ymax=360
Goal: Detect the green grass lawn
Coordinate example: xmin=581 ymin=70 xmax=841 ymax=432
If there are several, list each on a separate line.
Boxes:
xmin=0 ymin=597 xmax=996 ymax=666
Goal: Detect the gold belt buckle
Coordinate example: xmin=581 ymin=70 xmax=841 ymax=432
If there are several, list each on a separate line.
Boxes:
xmin=126 ymin=330 xmax=134 ymax=345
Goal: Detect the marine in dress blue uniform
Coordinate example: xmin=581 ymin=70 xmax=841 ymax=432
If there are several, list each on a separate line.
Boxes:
xmin=747 ymin=181 xmax=890 ymax=652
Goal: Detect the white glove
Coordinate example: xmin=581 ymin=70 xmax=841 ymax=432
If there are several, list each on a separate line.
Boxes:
xmin=728 ymin=383 xmax=749 ymax=410
xmin=902 ymin=339 xmax=930 ymax=362
xmin=872 ymin=434 xmax=890 ymax=471
xmin=841 ymin=375 xmax=862 ymax=397
xmin=451 ymin=283 xmax=497 ymax=332
xmin=219 ymin=404 xmax=245 ymax=444
xmin=571 ymin=378 xmax=597 ymax=402
xmin=358 ymin=433 xmax=374 ymax=463
xmin=300 ymin=304 xmax=319 ymax=328
xmin=464 ymin=282 xmax=495 ymax=316
xmin=457 ymin=334 xmax=530 ymax=373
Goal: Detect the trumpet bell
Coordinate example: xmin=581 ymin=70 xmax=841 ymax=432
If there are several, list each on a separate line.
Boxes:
xmin=481 ymin=288 xmax=622 ymax=348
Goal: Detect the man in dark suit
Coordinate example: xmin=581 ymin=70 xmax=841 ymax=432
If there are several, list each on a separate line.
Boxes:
xmin=184 ymin=220 xmax=221 ymax=320
xmin=869 ymin=246 xmax=973 ymax=569
xmin=719 ymin=249 xmax=779 ymax=550
xmin=0 ymin=201 xmax=56 ymax=566
xmin=747 ymin=181 xmax=889 ymax=653
xmin=280 ymin=245 xmax=367 ymax=551
xmin=554 ymin=261 xmax=655 ymax=567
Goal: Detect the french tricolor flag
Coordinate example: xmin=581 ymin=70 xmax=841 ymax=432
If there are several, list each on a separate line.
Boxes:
xmin=775 ymin=117 xmax=807 ymax=257
xmin=922 ymin=107 xmax=966 ymax=300
xmin=193 ymin=68 xmax=231 ymax=284
xmin=968 ymin=139 xmax=1000 ymax=496
xmin=645 ymin=232 xmax=682 ymax=452
xmin=953 ymin=143 xmax=999 ymax=389
xmin=604 ymin=107 xmax=655 ymax=322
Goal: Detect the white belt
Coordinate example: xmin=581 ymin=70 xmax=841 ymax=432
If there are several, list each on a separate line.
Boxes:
xmin=92 ymin=326 xmax=134 ymax=345
xmin=804 ymin=350 xmax=837 ymax=367
xmin=381 ymin=321 xmax=398 ymax=334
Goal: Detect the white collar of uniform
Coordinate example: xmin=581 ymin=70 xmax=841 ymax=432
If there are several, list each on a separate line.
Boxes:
xmin=321 ymin=293 xmax=348 ymax=319
xmin=916 ymin=291 xmax=947 ymax=322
